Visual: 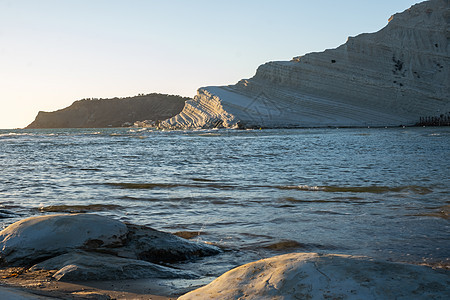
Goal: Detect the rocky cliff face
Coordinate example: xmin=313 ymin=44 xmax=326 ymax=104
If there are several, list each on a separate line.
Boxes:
xmin=162 ymin=0 xmax=449 ymax=129
xmin=26 ymin=94 xmax=187 ymax=128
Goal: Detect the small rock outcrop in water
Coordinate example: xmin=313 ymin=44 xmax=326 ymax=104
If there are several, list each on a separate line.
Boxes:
xmin=162 ymin=0 xmax=449 ymax=129
xmin=179 ymin=252 xmax=450 ymax=299
xmin=26 ymin=93 xmax=188 ymax=128
xmin=0 ymin=214 xmax=220 ymax=281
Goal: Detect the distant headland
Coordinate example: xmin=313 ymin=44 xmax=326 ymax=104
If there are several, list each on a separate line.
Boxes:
xmin=26 ymin=93 xmax=188 ymax=129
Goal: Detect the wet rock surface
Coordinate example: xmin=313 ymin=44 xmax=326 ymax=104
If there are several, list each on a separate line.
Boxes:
xmin=0 ymin=214 xmax=128 ymax=266
xmin=30 ymin=251 xmax=198 ymax=281
xmin=179 ymin=252 xmax=450 ymax=300
xmin=0 ymin=214 xmax=220 ymax=281
xmin=118 ymin=224 xmax=220 ymax=263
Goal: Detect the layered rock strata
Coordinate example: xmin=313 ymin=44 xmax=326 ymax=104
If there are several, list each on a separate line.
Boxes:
xmin=26 ymin=93 xmax=187 ymax=128
xmin=162 ymin=0 xmax=449 ymax=129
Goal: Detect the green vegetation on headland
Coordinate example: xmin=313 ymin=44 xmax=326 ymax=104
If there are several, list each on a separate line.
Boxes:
xmin=26 ymin=93 xmax=189 ymax=129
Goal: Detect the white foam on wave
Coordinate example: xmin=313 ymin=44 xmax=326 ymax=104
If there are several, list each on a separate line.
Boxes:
xmin=299 ymin=185 xmax=324 ymax=191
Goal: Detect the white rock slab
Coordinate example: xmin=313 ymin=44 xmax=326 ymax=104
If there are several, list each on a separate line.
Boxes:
xmin=179 ymin=252 xmax=450 ymax=300
xmin=30 ymin=251 xmax=198 ymax=281
xmin=0 ymin=214 xmax=128 ymax=265
xmin=161 ymin=0 xmax=450 ymax=129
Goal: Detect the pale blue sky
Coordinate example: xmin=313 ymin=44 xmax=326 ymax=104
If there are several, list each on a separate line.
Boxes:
xmin=0 ymin=0 xmax=423 ymax=128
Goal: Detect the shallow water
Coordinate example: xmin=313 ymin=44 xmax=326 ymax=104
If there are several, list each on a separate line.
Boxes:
xmin=0 ymin=127 xmax=449 ymax=275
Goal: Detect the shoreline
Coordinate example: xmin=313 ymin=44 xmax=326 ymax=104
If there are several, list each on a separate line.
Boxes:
xmin=0 ymin=270 xmax=182 ymax=299
xmin=1 ymin=257 xmax=448 ymax=299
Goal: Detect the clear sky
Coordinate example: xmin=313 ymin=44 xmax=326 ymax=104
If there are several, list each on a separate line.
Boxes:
xmin=0 ymin=0 xmax=423 ymax=129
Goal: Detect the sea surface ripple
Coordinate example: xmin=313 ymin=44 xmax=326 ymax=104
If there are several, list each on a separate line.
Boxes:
xmin=0 ymin=127 xmax=449 ymax=274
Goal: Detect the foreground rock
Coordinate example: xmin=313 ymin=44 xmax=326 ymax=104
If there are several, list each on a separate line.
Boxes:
xmin=113 ymin=224 xmax=220 ymax=263
xmin=162 ymin=0 xmax=449 ymax=129
xmin=0 ymin=286 xmax=53 ymax=299
xmin=26 ymin=93 xmax=188 ymax=128
xmin=0 ymin=214 xmax=127 ymax=266
xmin=0 ymin=214 xmax=220 ymax=281
xmin=179 ymin=252 xmax=450 ymax=300
xmin=30 ymin=251 xmax=197 ymax=281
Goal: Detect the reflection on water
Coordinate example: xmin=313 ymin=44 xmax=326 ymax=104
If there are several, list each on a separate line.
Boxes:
xmin=0 ymin=127 xmax=449 ymax=274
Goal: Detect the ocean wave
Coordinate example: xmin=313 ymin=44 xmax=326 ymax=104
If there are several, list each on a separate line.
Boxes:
xmin=109 ymin=182 xmax=181 ymax=189
xmin=283 ymin=197 xmax=343 ymax=203
xmin=173 ymin=231 xmax=207 ymax=239
xmin=37 ymin=204 xmax=122 ymax=213
xmin=191 ymin=178 xmax=217 ymax=182
xmin=108 ymin=182 xmax=433 ymax=195
xmin=0 ymin=132 xmax=36 ymax=139
xmin=282 ymin=197 xmax=379 ymax=204
xmin=119 ymin=195 xmax=232 ymax=204
xmin=407 ymin=205 xmax=449 ymax=220
xmin=262 ymin=240 xmax=306 ymax=251
xmin=311 ymin=210 xmax=351 ymax=215
xmin=277 ymin=185 xmax=432 ymax=194
xmin=107 ymin=182 xmax=236 ymax=190
xmin=259 ymin=240 xmax=338 ymax=251
xmin=80 ymin=168 xmax=102 ymax=172
xmin=0 ymin=209 xmax=18 ymax=219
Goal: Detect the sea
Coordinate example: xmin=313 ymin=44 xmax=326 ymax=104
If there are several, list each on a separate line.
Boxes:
xmin=0 ymin=127 xmax=449 ymax=278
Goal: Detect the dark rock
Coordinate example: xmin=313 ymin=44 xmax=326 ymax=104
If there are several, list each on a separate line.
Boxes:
xmin=112 ymin=224 xmax=220 ymax=263
xmin=26 ymin=93 xmax=188 ymax=128
xmin=0 ymin=214 xmax=220 ymax=281
xmin=30 ymin=251 xmax=198 ymax=281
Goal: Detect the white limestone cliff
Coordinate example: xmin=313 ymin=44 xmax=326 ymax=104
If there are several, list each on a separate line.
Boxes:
xmin=161 ymin=0 xmax=449 ymax=129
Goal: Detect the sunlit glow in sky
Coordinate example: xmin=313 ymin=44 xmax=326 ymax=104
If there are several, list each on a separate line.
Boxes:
xmin=0 ymin=0 xmax=423 ymax=128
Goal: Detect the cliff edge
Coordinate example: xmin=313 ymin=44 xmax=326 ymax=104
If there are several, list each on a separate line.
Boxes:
xmin=161 ymin=0 xmax=450 ymax=129
xmin=26 ymin=93 xmax=187 ymax=128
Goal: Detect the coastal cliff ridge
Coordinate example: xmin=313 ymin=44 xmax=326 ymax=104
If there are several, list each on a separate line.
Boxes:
xmin=161 ymin=0 xmax=450 ymax=129
xmin=26 ymin=93 xmax=187 ymax=129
